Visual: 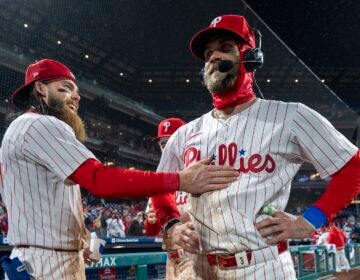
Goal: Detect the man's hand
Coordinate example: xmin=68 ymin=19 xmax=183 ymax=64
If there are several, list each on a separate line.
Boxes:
xmin=83 ymin=247 xmax=99 ymax=265
xmin=170 ymin=221 xmax=200 ymax=254
xmin=256 ymin=210 xmax=315 ymax=245
xmin=179 ymin=157 xmax=239 ymax=195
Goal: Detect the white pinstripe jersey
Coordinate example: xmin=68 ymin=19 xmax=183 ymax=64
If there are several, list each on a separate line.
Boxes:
xmin=0 ymin=112 xmax=95 ymax=250
xmin=158 ymin=99 xmax=357 ymax=254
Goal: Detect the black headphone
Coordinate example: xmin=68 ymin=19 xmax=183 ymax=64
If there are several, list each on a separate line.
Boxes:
xmin=243 ymin=28 xmax=264 ymax=72
xmin=199 ymin=28 xmax=264 ymax=82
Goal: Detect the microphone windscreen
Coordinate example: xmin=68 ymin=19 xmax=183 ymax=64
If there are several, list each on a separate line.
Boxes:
xmin=218 ymin=60 xmax=234 ymax=73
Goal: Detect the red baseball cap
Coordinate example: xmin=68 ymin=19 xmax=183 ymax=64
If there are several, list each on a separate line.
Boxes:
xmin=153 ymin=118 xmax=186 ymax=141
xmin=190 ymin=15 xmax=256 ymax=60
xmin=12 ymin=59 xmax=76 ymax=109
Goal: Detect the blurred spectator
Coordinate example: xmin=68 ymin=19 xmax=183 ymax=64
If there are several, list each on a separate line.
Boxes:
xmin=83 ymin=206 xmax=93 ymax=230
xmin=128 ymin=211 xmax=145 ymax=236
xmin=106 ymin=211 xmax=126 ymax=237
xmin=0 ymin=205 xmax=8 ymax=235
xmin=328 ymin=223 xmax=350 ymax=272
xmin=144 ymin=204 xmax=161 ymax=236
xmin=122 ymin=213 xmax=132 ymax=234
xmin=92 ymin=218 xmax=106 ymax=238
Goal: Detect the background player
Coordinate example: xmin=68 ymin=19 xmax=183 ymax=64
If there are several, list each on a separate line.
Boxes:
xmin=145 ymin=117 xmax=187 ymax=236
xmin=0 ymin=59 xmax=239 ymax=279
xmin=145 ymin=117 xmax=199 ymax=279
xmin=151 ymin=14 xmax=360 ymax=279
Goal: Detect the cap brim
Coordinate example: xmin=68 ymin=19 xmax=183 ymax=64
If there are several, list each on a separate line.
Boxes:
xmin=190 ymin=27 xmax=248 ymax=60
xmin=11 ymin=83 xmax=34 ymax=109
xmin=152 ymin=135 xmax=171 ymax=141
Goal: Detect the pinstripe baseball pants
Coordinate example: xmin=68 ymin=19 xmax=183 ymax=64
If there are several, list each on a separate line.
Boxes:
xmin=4 ymin=247 xmax=85 ymax=280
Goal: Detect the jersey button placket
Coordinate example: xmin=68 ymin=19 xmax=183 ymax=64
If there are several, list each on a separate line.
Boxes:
xmin=212 ymin=192 xmax=227 ymax=244
xmin=209 ymin=192 xmax=220 ymax=232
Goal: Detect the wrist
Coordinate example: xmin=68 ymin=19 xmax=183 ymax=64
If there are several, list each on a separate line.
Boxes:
xmin=162 ymin=219 xmax=181 ymax=251
xmin=303 ymin=206 xmax=327 ymax=229
xmin=163 ymin=218 xmax=181 ymax=235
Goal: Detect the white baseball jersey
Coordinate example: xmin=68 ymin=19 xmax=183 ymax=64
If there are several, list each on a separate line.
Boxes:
xmin=158 ymin=99 xmax=357 ymax=277
xmin=0 ymin=112 xmax=95 ymax=278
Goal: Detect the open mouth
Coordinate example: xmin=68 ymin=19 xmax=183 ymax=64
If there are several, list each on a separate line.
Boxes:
xmin=68 ymin=104 xmax=77 ymax=112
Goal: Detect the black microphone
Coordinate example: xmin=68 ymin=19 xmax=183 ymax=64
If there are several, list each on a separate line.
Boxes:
xmin=218 ymin=59 xmax=261 ymax=73
xmin=218 ymin=60 xmax=235 ymax=73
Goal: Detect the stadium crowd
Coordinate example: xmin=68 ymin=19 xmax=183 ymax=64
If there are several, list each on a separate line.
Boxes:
xmin=81 ymin=194 xmax=148 ymax=238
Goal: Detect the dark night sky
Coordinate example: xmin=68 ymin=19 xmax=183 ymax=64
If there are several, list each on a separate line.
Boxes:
xmin=246 ymin=0 xmax=360 ymax=112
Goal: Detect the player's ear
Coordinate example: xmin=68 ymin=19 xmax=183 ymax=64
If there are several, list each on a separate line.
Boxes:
xmin=34 ymin=81 xmax=47 ymax=98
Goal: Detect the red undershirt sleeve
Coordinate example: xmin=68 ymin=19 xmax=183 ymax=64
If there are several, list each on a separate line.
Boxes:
xmin=151 ymin=192 xmax=180 ymax=227
xmin=313 ymin=150 xmax=360 ymax=221
xmin=69 ymin=158 xmax=179 ymax=198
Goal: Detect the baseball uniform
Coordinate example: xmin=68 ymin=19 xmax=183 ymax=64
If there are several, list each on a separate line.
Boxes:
xmin=0 ymin=112 xmax=95 ymax=279
xmin=147 ymin=117 xmax=199 ymax=279
xmin=157 ymin=99 xmax=357 ymax=279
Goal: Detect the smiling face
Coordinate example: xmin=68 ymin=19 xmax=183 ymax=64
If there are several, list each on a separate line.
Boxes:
xmin=34 ymin=79 xmax=86 ymax=142
xmin=203 ymin=35 xmax=240 ymax=94
xmin=41 ymin=79 xmax=80 ymax=114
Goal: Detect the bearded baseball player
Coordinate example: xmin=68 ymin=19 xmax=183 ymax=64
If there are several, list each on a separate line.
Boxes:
xmin=151 ymin=15 xmax=360 ymax=279
xmin=0 ymin=59 xmax=239 ymax=279
xmin=145 ymin=118 xmax=200 ymax=279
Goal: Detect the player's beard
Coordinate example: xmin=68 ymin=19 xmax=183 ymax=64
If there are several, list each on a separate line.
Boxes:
xmin=203 ymin=66 xmax=238 ymax=94
xmin=47 ymin=97 xmax=87 ymax=142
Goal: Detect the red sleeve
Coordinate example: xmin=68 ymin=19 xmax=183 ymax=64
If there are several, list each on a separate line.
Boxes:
xmin=69 ymin=158 xmax=179 ymax=198
xmin=313 ymin=150 xmax=360 ymax=220
xmin=151 ymin=192 xmax=180 ymax=227
xmin=144 ymin=218 xmax=161 ymax=236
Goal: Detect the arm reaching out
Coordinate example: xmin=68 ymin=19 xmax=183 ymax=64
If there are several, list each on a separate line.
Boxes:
xmin=70 ymin=157 xmax=238 ymax=198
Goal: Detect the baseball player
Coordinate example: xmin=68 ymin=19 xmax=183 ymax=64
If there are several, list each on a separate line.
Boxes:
xmin=145 ymin=118 xmax=200 ymax=279
xmin=151 ymin=15 xmax=360 ymax=279
xmin=145 ymin=117 xmax=187 ymax=236
xmin=0 ymin=59 xmax=239 ymax=279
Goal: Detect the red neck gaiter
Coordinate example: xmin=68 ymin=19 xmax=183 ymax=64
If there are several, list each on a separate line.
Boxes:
xmin=211 ymin=44 xmax=256 ymax=110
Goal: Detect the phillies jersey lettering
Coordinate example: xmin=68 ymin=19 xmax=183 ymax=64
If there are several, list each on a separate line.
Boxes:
xmin=175 ymin=191 xmax=188 ymax=206
xmin=158 ymin=99 xmax=357 ymax=254
xmin=185 ymin=144 xmax=276 ymax=173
